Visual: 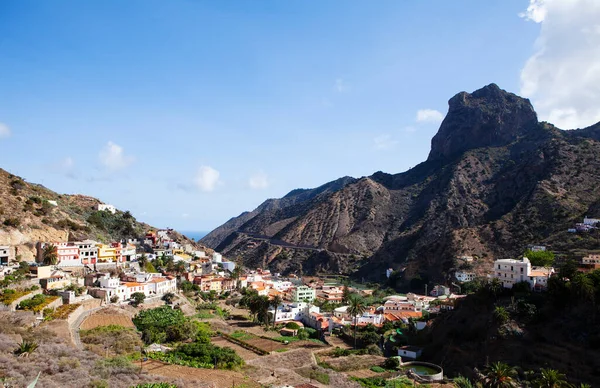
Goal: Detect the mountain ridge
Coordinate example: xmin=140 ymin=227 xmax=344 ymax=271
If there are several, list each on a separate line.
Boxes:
xmin=202 ymin=84 xmax=600 ymax=285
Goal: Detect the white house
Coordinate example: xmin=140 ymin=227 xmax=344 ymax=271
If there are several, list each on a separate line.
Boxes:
xmin=270 ymin=302 xmax=319 ymax=323
xmin=221 ymin=260 xmax=235 ymax=272
xmin=398 ymin=345 xmax=423 ymax=360
xmin=147 ymin=277 xmax=177 ymax=296
xmin=455 ymin=271 xmax=476 ymax=283
xmin=492 ymin=257 xmax=554 ymax=290
xmin=212 ymin=252 xmax=223 ymax=263
xmin=583 ymin=217 xmax=600 ymax=226
xmin=97 ymin=204 xmax=116 ymax=214
xmin=0 ymin=246 xmax=11 ymax=265
xmin=47 ymin=200 xmax=58 ymax=206
xmin=292 ymin=286 xmax=316 ymax=302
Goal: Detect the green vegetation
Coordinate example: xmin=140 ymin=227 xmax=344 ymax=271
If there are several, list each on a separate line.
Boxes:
xmin=3 ymin=218 xmax=20 ymax=227
xmin=18 ymin=294 xmax=59 ymax=312
xmin=230 ymin=330 xmax=256 ymax=341
xmin=147 ymin=341 xmax=244 ymax=370
xmin=43 ymin=303 xmax=81 ymax=321
xmin=348 ymin=293 xmax=367 ymax=349
xmin=42 ymin=243 xmax=58 ymax=265
xmin=133 ymin=306 xmax=206 ymax=344
xmin=370 ymin=366 xmax=386 ymax=373
xmin=351 ymin=376 xmax=414 ymax=388
xmin=298 ymin=367 xmax=330 ymax=384
xmin=93 ymin=356 xmax=138 ymax=379
xmin=0 ymin=289 xmax=32 ymax=305
xmin=13 ymin=340 xmax=38 ymax=358
xmin=130 ymin=292 xmax=146 ymax=307
xmin=524 ymin=249 xmax=555 ymax=267
xmin=87 ymin=210 xmax=140 ymax=238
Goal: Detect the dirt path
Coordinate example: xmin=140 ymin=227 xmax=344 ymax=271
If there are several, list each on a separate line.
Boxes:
xmin=142 ymin=359 xmax=260 ymax=388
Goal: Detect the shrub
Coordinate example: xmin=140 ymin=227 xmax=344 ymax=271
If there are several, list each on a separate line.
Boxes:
xmin=493 ymin=306 xmax=510 ymax=324
xmin=383 ymin=357 xmax=400 ymax=370
xmin=130 ymin=292 xmax=146 ymax=307
xmin=370 ymin=366 xmax=386 ymax=373
xmin=285 ymin=322 xmax=301 ymax=330
xmin=3 ymin=218 xmax=20 ymax=227
xmin=18 ymin=294 xmax=59 ymax=312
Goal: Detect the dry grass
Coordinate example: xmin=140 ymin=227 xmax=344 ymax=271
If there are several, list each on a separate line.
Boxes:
xmin=320 ymin=354 xmax=386 ymax=372
xmin=81 ymin=312 xmax=134 ymax=330
xmin=142 ymin=359 xmax=259 ymax=388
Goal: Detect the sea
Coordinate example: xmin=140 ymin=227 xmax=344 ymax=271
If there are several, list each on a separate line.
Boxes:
xmin=180 ymin=231 xmax=209 ymax=241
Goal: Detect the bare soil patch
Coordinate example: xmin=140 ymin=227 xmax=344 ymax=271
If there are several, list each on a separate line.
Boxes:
xmin=320 ymin=354 xmax=386 ymax=372
xmin=211 ymin=336 xmax=261 ymax=361
xmin=245 ymin=337 xmax=286 ymax=352
xmin=80 ymin=309 xmax=134 ymax=330
xmin=142 ymin=359 xmax=259 ymax=388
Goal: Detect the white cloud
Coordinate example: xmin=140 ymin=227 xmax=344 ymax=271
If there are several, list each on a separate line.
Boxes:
xmin=519 ymin=0 xmax=547 ymax=22
xmin=182 ymin=213 xmax=190 ymax=218
xmin=249 ymin=171 xmax=269 ymax=189
xmin=61 ymin=157 xmax=74 ymax=169
xmin=99 ymin=141 xmax=134 ymax=170
xmin=194 ymin=165 xmax=220 ymax=192
xmin=416 ymin=109 xmax=444 ymax=123
xmin=520 ymin=0 xmax=600 ymax=129
xmin=0 ymin=123 xmax=11 ymax=139
xmin=334 ymin=78 xmax=349 ymax=93
xmin=373 ymin=134 xmax=399 ymax=150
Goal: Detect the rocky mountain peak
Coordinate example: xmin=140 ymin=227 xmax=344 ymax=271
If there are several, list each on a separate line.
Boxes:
xmin=428 ymin=84 xmax=538 ymax=162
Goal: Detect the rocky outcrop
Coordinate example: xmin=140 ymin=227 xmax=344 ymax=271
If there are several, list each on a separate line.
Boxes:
xmin=202 ymin=84 xmax=600 ymax=285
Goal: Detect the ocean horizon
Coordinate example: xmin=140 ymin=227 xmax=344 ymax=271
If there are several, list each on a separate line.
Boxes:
xmin=180 ymin=231 xmax=209 ymax=241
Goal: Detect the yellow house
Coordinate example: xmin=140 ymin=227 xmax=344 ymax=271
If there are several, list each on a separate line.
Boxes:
xmin=97 ymin=244 xmax=119 ymax=263
xmin=209 ymin=278 xmax=223 ymax=293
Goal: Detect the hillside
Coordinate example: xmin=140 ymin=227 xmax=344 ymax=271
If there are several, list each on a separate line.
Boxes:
xmin=202 ymin=84 xmax=600 ymax=285
xmin=0 ymin=169 xmax=196 ymax=260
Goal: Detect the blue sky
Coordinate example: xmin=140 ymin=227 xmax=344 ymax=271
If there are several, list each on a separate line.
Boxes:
xmin=1 ymin=0 xmax=595 ymax=232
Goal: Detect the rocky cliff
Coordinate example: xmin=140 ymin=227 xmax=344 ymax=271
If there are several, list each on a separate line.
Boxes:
xmin=0 ymin=169 xmax=196 ymax=260
xmin=202 ymin=84 xmax=600 ymax=285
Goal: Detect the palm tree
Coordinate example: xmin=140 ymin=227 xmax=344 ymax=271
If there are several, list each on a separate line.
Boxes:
xmin=42 ymin=244 xmax=58 ymax=266
xmin=174 ymin=261 xmax=186 ymax=275
xmin=481 ymin=362 xmax=518 ymax=388
xmin=270 ymin=295 xmax=283 ymax=328
xmin=231 ymin=266 xmax=243 ymax=290
xmin=347 ymin=294 xmax=366 ymax=349
xmin=14 ymin=340 xmax=38 ymax=358
xmin=534 ymin=368 xmax=568 ymax=388
xmin=453 ymin=375 xmax=475 ymax=388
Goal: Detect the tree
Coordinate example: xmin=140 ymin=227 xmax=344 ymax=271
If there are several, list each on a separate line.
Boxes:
xmin=571 ymin=273 xmax=595 ymax=304
xmin=524 ymin=250 xmax=555 ymax=267
xmin=174 ymin=261 xmax=186 ymax=275
xmin=110 ymin=295 xmax=119 ymax=304
xmin=270 ymin=295 xmax=283 ymax=328
xmin=534 ymin=368 xmax=569 ymax=388
xmin=231 ymin=266 xmax=243 ymax=290
xmin=139 ymin=253 xmax=148 ymax=267
xmin=383 ymin=357 xmax=399 ymax=370
xmin=342 ymin=283 xmax=351 ymax=304
xmin=42 ymin=244 xmax=58 ymax=266
xmin=481 ymin=362 xmax=518 ymax=388
xmin=347 ymin=294 xmax=366 ymax=349
xmin=14 ymin=340 xmax=38 ymax=358
xmin=130 ymin=292 xmax=146 ymax=307
xmin=162 ymin=292 xmax=176 ymax=304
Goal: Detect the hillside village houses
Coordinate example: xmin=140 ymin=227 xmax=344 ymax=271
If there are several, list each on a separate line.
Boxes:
xmin=454 ymin=271 xmax=476 ymax=283
xmin=492 ymin=257 xmax=555 ymax=290
xmin=0 ymin=246 xmax=12 ymax=265
xmin=97 ymin=203 xmax=116 ymax=214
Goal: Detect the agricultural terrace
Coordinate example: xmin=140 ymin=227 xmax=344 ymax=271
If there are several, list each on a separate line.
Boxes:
xmin=133 ymin=306 xmax=244 ymax=370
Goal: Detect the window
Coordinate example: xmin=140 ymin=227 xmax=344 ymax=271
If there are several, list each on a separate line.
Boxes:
xmin=511 ymin=266 xmax=513 ymax=271
xmin=498 ymin=264 xmax=500 ymax=269
xmin=520 ymin=267 xmax=523 ymax=273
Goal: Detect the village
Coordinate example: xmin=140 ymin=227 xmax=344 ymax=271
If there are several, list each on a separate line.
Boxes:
xmin=1 ymin=209 xmax=599 ymax=387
